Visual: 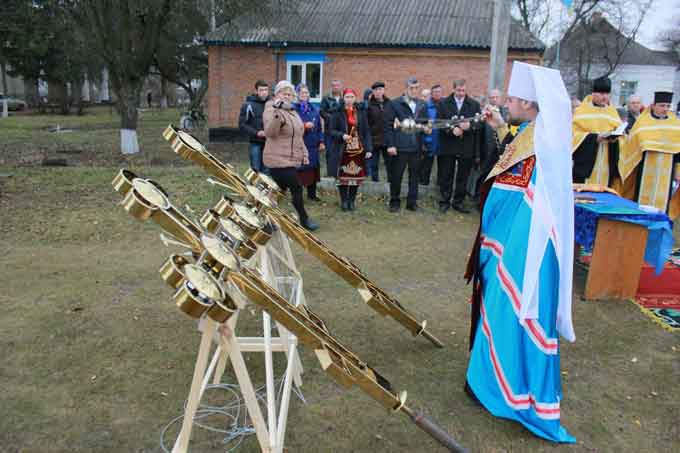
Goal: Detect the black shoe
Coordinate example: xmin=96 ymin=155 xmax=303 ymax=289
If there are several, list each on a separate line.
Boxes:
xmin=389 ymin=204 xmax=400 ymax=213
xmin=452 ymin=203 xmax=471 ymax=214
xmin=308 ymin=195 xmax=322 ymax=202
xmin=302 ymin=218 xmax=319 ymax=231
xmin=341 ymin=200 xmax=349 ymax=211
xmin=438 ymin=204 xmax=450 ymax=214
xmin=406 ymin=203 xmax=418 ymax=211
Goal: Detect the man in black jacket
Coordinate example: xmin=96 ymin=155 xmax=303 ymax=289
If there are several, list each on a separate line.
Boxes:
xmin=320 ymin=79 xmax=344 ymax=176
xmin=238 ymin=80 xmax=270 ymax=173
xmin=366 ymin=81 xmax=390 ymax=182
xmin=383 ymin=77 xmax=428 ymax=212
xmin=437 ymin=79 xmax=482 ymax=213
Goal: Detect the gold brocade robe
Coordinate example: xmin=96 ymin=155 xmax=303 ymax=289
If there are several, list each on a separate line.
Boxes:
xmin=572 ymin=96 xmax=624 ymax=188
xmin=620 ymin=110 xmax=680 ymax=219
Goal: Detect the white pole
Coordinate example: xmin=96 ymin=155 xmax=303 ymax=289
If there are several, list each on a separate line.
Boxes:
xmin=1 ymin=98 xmax=8 ymax=118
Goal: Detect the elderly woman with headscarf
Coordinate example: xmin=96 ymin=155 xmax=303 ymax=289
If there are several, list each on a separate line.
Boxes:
xmin=263 ymin=80 xmax=319 ymax=231
xmin=328 ymin=88 xmax=373 ymax=211
xmin=293 ymin=84 xmax=325 ymax=201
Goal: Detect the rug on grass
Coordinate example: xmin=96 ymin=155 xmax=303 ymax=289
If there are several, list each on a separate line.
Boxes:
xmin=634 ymin=254 xmax=680 ymax=332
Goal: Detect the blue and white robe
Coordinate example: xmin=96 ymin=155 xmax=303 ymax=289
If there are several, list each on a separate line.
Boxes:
xmin=466 ymin=153 xmax=575 ymax=443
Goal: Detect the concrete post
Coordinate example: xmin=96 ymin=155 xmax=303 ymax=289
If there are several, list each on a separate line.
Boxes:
xmin=488 ymin=0 xmax=512 ymax=93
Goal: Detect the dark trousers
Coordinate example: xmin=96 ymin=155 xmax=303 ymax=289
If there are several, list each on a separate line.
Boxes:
xmin=307 ymin=182 xmax=317 ymax=199
xmin=338 ymin=185 xmax=358 ymax=201
xmin=438 ymin=154 xmax=473 ymax=207
xmin=389 ymin=152 xmax=420 ymax=207
xmin=269 ymin=167 xmax=309 ymax=223
xmin=419 ymin=153 xmax=435 ymax=185
xmin=368 ymin=145 xmax=386 ymax=181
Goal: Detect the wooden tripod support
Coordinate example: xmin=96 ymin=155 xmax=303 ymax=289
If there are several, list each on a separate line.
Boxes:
xmin=171 ymin=229 xmax=305 ymax=453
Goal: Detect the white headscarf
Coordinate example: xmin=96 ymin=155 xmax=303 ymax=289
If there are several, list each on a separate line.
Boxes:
xmin=507 ymin=62 xmax=576 ymax=342
xmin=274 ymin=80 xmax=295 ymax=95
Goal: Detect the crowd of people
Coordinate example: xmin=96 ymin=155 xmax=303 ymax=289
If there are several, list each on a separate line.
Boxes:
xmin=239 ymin=74 xmax=680 ymax=231
xmin=237 ymin=65 xmax=679 ymax=444
xmin=239 ymin=76 xmax=512 ymax=229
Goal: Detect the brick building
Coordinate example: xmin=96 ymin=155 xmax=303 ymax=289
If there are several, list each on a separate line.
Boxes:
xmin=205 ymin=0 xmax=544 ymax=141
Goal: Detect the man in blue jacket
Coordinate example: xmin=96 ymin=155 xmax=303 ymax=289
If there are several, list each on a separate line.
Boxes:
xmin=383 ymin=77 xmax=429 ymax=212
xmin=419 ymin=84 xmax=443 ymax=185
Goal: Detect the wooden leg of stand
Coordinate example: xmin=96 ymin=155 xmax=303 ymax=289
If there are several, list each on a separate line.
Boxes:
xmin=275 ymin=321 xmax=303 ymax=388
xmin=263 ymin=313 xmax=279 ymax=450
xmin=172 ymin=318 xmax=218 ymax=453
xmin=275 ymin=337 xmax=299 ymax=451
xmin=212 ymin=312 xmax=239 ymax=385
xmin=219 ymin=324 xmax=271 ymax=452
xmin=585 ymin=218 xmax=648 ymax=300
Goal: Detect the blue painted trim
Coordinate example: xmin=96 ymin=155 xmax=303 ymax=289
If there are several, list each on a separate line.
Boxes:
xmin=285 ymin=52 xmax=326 ymax=62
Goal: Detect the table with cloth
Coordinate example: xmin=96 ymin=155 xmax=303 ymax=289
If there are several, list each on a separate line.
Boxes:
xmin=574 ymin=191 xmax=674 ymax=299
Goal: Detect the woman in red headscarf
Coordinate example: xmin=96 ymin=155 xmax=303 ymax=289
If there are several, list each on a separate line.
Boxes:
xmin=328 ymin=88 xmax=373 ymax=211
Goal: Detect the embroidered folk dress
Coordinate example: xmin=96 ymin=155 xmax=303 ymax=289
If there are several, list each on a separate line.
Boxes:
xmin=337 ymin=107 xmax=368 ymax=186
xmin=466 ymin=123 xmax=575 ymax=443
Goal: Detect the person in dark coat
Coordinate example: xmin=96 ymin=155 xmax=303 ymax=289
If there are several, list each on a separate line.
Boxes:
xmin=366 ymin=81 xmax=391 ymax=182
xmin=328 ymin=88 xmax=373 ymax=211
xmin=238 ymin=80 xmax=270 ymax=173
xmin=293 ymin=83 xmax=325 ymax=201
xmin=383 ymin=77 xmax=429 ymax=212
xmin=320 ymin=79 xmax=344 ymax=177
xmin=436 ymin=79 xmax=482 ymax=213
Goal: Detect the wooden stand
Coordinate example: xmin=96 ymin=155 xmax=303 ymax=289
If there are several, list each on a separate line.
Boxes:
xmin=171 ymin=229 xmax=305 ymax=453
xmin=584 ymin=218 xmax=648 ymax=300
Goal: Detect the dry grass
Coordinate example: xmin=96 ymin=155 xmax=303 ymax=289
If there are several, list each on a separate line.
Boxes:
xmin=0 ymin=110 xmax=678 ymax=452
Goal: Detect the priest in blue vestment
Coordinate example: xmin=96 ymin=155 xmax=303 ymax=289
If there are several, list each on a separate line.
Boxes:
xmin=464 ymin=62 xmax=576 ymax=443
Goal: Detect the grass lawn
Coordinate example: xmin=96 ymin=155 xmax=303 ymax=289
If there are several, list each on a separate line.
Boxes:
xmin=0 ymin=109 xmax=678 ymax=452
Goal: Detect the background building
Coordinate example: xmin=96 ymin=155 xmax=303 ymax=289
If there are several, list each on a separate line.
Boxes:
xmin=204 ymin=0 xmax=544 ymax=142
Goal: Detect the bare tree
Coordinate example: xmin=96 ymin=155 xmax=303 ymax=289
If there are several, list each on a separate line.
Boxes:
xmin=67 ymin=0 xmax=173 ymax=154
xmin=539 ymin=1 xmax=652 ymax=98
xmin=658 ymin=14 xmax=680 ymax=56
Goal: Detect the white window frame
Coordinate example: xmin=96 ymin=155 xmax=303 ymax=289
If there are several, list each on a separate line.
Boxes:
xmin=286 ymin=60 xmax=324 ymax=103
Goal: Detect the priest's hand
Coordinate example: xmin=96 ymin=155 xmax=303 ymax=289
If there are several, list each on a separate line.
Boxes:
xmin=483 ymin=106 xmax=504 ymax=129
xmin=452 ymin=126 xmax=463 ymax=137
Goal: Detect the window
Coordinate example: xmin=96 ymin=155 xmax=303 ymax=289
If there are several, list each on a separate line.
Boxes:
xmin=619 ymin=81 xmax=638 ymax=106
xmin=285 ymin=54 xmax=324 ymax=102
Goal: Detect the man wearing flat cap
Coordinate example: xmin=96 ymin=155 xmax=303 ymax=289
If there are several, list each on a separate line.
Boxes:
xmin=366 ymin=81 xmax=390 ymax=182
xmin=571 ymin=76 xmax=625 ymax=189
xmin=620 ymin=91 xmax=680 ymax=219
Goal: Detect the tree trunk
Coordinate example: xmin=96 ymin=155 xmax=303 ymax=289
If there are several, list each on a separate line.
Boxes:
xmin=160 ymin=76 xmax=168 ymax=108
xmin=117 ymin=84 xmax=141 ymax=154
xmin=48 ymin=80 xmax=70 ymax=114
xmin=71 ymin=78 xmax=84 ymax=115
xmin=23 ymin=78 xmax=40 ymax=107
xmin=1 ymin=61 xmax=8 ymax=96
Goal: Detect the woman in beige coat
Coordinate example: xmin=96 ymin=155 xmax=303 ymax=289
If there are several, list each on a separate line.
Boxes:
xmin=263 ymin=80 xmax=319 ymax=230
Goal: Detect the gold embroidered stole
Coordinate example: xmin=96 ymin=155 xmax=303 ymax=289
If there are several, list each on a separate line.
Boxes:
xmin=487 ymin=123 xmax=535 ymax=180
xmin=585 ymin=142 xmax=610 ymax=186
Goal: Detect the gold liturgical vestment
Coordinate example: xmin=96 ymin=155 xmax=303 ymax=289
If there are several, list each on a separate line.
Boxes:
xmin=621 ymin=110 xmax=680 ymax=219
xmin=572 ymin=96 xmax=623 ymax=187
